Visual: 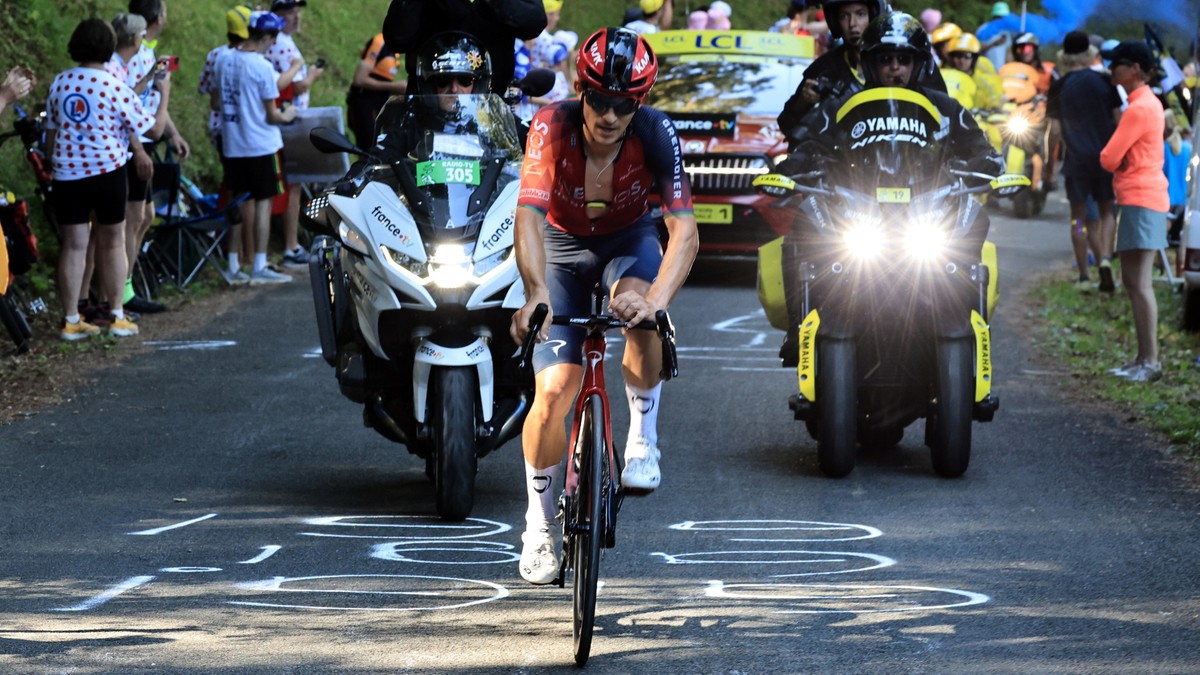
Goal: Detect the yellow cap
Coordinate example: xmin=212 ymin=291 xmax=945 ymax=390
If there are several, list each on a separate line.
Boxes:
xmin=640 ymin=0 xmax=664 ymax=14
xmin=543 ymin=0 xmax=563 ymax=12
xmin=226 ymin=5 xmax=251 ymax=39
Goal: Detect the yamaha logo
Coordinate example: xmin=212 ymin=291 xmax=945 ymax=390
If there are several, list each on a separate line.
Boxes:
xmin=851 ymin=121 xmax=867 ymax=139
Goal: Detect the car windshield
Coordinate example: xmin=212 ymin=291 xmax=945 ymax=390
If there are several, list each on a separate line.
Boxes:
xmin=646 ymin=54 xmax=810 ymax=115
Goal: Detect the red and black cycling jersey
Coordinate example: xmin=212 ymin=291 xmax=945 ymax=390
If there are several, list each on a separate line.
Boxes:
xmin=519 ymin=100 xmax=693 ymax=236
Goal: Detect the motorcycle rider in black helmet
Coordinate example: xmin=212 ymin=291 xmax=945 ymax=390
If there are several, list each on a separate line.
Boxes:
xmin=774 ymin=11 xmax=1002 ymax=365
xmin=778 ymin=1 xmax=948 ymax=149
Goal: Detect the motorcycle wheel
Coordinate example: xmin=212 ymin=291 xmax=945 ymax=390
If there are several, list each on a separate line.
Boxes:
xmin=1011 ymin=190 xmax=1033 ymax=219
xmin=433 ymin=366 xmax=478 ymax=521
xmin=816 ymin=338 xmax=856 ymax=478
xmin=1032 ymin=188 xmax=1048 ymax=216
xmin=930 ymin=338 xmax=973 ymax=478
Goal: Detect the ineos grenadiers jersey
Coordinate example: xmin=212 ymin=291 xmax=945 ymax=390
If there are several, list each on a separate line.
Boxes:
xmin=519 ymin=100 xmax=693 ymax=236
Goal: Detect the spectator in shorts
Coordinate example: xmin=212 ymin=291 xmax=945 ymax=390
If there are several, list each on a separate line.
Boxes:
xmin=345 ymin=33 xmax=406 ymax=149
xmin=265 ymin=0 xmax=325 ymax=268
xmin=1099 ymin=40 xmax=1169 ymax=382
xmin=46 ymin=18 xmax=153 ymax=340
xmin=1047 ymin=31 xmax=1122 ymax=292
xmin=213 ymin=11 xmax=298 ymax=285
xmin=199 ymin=5 xmax=255 ymax=282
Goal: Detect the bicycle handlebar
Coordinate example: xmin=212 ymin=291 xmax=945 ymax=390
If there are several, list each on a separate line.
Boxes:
xmin=517 ymin=303 xmax=679 ymax=381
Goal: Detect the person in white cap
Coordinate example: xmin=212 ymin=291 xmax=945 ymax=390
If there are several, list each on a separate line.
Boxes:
xmin=707 ymin=1 xmax=732 ymax=30
xmin=624 ymin=0 xmax=673 ymax=34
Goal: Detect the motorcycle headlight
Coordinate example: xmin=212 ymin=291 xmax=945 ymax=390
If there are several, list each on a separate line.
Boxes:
xmin=1006 ymin=114 xmax=1031 ymax=137
xmin=428 ymin=243 xmax=474 ymax=289
xmin=472 ymin=246 xmax=512 ymax=278
xmin=383 ymin=246 xmax=428 ymax=277
xmin=842 ymin=219 xmax=885 ymax=259
xmin=338 ymin=221 xmax=370 ymax=255
xmin=903 ymin=220 xmax=948 ymax=260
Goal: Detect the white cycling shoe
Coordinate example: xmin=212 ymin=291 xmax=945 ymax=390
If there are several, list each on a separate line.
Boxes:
xmin=621 ymin=438 xmax=661 ymax=494
xmin=519 ymin=525 xmax=560 ymax=585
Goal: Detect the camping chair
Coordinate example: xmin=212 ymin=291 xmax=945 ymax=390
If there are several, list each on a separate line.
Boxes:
xmin=148 ymin=149 xmax=248 ymax=288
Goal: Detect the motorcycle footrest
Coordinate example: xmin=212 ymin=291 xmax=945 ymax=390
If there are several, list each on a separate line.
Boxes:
xmin=789 ymin=393 xmax=814 ymax=422
xmin=973 ymin=394 xmax=1000 ymax=422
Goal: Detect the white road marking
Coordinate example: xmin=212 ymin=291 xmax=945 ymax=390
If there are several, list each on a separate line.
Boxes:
xmin=52 ymin=575 xmax=156 ymax=612
xmin=128 ymin=513 xmax=218 ymax=535
xmin=143 ymin=340 xmax=237 ymax=351
xmin=239 ymin=545 xmax=283 ymax=564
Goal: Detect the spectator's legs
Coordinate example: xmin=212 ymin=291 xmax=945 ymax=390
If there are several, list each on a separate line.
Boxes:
xmin=58 ymin=223 xmax=90 ymax=318
xmin=1068 ymin=201 xmax=1091 ymax=280
xmin=93 ymin=220 xmax=128 ymax=315
xmin=1119 ymin=248 xmax=1158 ymax=365
xmin=239 ymin=198 xmax=255 ymax=271
xmin=1095 ymin=200 xmax=1116 ymax=262
xmin=122 ymin=199 xmax=144 ymax=283
xmin=79 ymin=232 xmax=98 ymax=307
xmin=252 ymin=197 xmax=273 ymax=270
xmin=285 ymin=185 xmax=301 ymax=253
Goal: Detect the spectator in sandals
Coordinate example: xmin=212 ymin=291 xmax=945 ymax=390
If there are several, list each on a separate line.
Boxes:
xmin=265 ymin=0 xmax=325 ymax=269
xmin=1099 ymin=41 xmax=1169 ymax=383
xmin=46 ymin=18 xmax=153 ymax=340
xmin=0 ymin=66 xmax=33 ymax=117
xmin=212 ymin=11 xmax=297 ymax=285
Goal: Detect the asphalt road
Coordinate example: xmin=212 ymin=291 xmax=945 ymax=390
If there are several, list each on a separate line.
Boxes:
xmin=2 ymin=192 xmax=1198 ymax=674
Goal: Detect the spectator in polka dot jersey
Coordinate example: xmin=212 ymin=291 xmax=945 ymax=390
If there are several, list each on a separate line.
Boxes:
xmin=45 ymin=18 xmax=154 ymax=341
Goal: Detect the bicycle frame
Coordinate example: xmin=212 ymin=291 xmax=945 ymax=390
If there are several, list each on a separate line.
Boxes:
xmin=562 ymin=289 xmax=619 ymax=520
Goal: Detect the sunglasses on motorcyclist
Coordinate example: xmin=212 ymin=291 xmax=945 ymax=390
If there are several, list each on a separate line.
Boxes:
xmin=876 ymin=53 xmax=914 ymax=66
xmin=583 ymin=89 xmax=640 ymax=116
xmin=431 ymin=74 xmax=477 ymax=90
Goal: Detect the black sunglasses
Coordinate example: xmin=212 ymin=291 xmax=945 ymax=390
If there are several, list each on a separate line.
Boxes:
xmin=431 ymin=74 xmax=476 ymax=89
xmin=583 ymin=89 xmax=639 ymax=116
xmin=877 ymin=53 xmax=914 ymax=66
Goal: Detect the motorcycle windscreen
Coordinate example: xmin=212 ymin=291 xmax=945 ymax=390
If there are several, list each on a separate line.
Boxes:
xmin=832 ymin=87 xmax=948 ymax=196
xmin=393 ymin=94 xmax=523 ymax=236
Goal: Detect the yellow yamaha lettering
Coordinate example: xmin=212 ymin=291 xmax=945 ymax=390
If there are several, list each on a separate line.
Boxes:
xmin=798 ymin=310 xmax=819 ymax=401
xmin=971 ymin=310 xmax=992 ymax=402
xmin=753 ymin=173 xmax=796 ymax=191
xmin=990 ymin=173 xmax=1031 ymax=189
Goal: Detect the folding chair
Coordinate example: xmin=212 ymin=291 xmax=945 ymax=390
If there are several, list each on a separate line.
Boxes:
xmin=148 ymin=151 xmax=248 ymax=288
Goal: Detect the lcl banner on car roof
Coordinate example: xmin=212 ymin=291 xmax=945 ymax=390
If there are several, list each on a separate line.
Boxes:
xmin=644 ymin=30 xmax=814 ymax=59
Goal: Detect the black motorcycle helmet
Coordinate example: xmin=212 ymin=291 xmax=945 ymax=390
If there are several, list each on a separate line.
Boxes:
xmin=860 ymin=11 xmax=934 ymax=87
xmin=413 ymin=31 xmax=493 ymax=96
xmin=822 ymin=0 xmax=889 ymax=42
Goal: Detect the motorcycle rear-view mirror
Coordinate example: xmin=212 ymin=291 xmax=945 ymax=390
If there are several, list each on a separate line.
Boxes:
xmin=310 ymin=126 xmax=370 ymax=157
xmin=990 ymin=173 xmax=1031 ymax=196
xmin=753 ymin=173 xmax=797 ymax=197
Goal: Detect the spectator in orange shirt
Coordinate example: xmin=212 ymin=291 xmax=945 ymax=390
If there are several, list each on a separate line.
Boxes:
xmin=346 ymin=33 xmax=405 ymax=148
xmin=1099 ymin=41 xmax=1169 ymax=383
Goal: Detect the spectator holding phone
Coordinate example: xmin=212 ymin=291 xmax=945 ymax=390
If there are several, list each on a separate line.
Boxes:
xmin=46 ymin=18 xmax=153 ymax=340
xmin=265 ymin=0 xmax=325 ymax=268
xmin=212 ymin=11 xmax=297 ymax=284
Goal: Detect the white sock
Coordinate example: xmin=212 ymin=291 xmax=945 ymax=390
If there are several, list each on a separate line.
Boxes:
xmin=112 ymin=308 xmax=125 ymax=320
xmin=253 ymin=252 xmax=268 ymax=273
xmin=65 ymin=313 xmax=80 ymax=324
xmin=228 ymin=252 xmax=240 ymax=273
xmin=626 ymin=381 xmax=662 ymax=448
xmin=524 ymin=460 xmax=563 ymax=532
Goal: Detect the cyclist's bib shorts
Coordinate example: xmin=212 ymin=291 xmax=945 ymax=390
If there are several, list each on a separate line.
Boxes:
xmin=532 ymin=212 xmax=662 ymax=373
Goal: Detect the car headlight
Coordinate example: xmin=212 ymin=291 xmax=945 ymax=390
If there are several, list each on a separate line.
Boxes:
xmin=903 ymin=220 xmax=947 ymax=260
xmin=842 ymin=220 xmax=885 ymax=259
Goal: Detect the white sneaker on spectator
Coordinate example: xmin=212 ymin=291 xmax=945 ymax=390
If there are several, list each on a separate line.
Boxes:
xmin=621 ymin=437 xmax=660 ymax=493
xmin=227 ymin=269 xmax=251 ymax=286
xmin=519 ymin=524 xmax=560 ymax=585
xmin=250 ymin=267 xmax=292 ymax=285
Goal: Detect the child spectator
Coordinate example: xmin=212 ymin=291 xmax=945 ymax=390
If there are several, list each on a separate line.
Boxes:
xmin=213 ymin=11 xmax=298 ymax=285
xmin=46 ymin=18 xmax=153 ymax=339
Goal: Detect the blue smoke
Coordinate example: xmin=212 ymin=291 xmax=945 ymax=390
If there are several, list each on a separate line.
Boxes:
xmin=975 ymin=0 xmax=1197 ymax=44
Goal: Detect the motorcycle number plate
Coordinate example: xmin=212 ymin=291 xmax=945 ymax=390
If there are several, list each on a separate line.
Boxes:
xmin=694 ymin=203 xmax=733 ymax=224
xmin=876 ymin=188 xmax=911 ymax=204
xmin=416 ymin=159 xmax=481 ymax=186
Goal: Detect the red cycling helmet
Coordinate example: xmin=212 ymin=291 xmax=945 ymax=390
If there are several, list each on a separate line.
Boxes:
xmin=576 ymin=27 xmax=658 ymax=101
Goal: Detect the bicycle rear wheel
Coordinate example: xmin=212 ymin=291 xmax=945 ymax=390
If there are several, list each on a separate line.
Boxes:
xmin=572 ymin=394 xmax=605 ymax=666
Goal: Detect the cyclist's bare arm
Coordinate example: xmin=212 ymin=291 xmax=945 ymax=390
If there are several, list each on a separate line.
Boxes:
xmin=510 ymin=205 xmax=551 ymax=345
xmin=610 ymin=212 xmax=698 ymax=326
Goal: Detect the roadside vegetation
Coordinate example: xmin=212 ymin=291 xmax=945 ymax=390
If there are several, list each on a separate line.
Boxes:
xmin=1030 ymin=273 xmax=1200 ymax=460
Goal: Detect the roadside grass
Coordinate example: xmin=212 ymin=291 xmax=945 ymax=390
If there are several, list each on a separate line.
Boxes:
xmin=1029 ymin=273 xmax=1200 ymax=460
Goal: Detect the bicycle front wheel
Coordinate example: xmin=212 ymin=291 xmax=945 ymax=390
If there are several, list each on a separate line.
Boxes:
xmin=572 ymin=394 xmax=605 ymax=666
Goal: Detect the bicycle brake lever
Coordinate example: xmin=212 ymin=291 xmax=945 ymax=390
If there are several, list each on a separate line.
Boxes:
xmin=516 ymin=303 xmax=549 ymax=372
xmin=655 ymin=310 xmax=678 ymax=381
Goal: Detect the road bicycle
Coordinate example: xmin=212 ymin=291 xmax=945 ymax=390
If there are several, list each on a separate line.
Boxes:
xmin=0 ymin=105 xmax=51 ymax=354
xmin=518 ymin=285 xmax=678 ymax=666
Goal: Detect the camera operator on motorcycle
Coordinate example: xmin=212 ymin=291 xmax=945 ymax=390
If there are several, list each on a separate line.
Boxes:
xmin=773 ymin=10 xmax=1003 ymax=364
xmin=508 ymin=27 xmax=698 ymax=585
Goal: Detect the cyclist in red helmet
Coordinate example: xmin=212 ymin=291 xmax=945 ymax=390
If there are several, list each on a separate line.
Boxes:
xmin=509 ymin=27 xmax=698 ymax=585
